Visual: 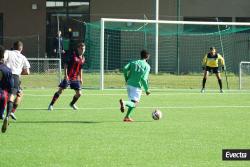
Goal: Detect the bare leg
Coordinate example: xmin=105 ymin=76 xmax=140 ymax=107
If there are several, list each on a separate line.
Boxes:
xmin=48 ymin=87 xmax=64 ymax=111
xmin=70 ymin=90 xmax=82 ymax=110
xmin=201 ymin=70 xmax=209 ymax=92
xmin=215 ymin=73 xmax=223 ymax=92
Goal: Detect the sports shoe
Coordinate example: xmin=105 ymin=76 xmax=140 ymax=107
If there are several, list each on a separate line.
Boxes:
xmin=220 ymin=89 xmax=224 ymax=93
xmin=1 ymin=117 xmax=9 ymax=133
xmin=70 ymin=104 xmax=78 ymax=110
xmin=10 ymin=112 xmax=16 ymax=120
xmin=123 ymin=117 xmax=134 ymax=122
xmin=48 ymin=105 xmax=53 ymax=111
xmin=119 ymin=99 xmax=125 ymax=113
xmin=201 ymin=88 xmax=205 ymax=93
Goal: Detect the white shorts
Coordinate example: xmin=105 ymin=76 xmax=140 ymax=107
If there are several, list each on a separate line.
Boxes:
xmin=127 ymin=85 xmax=142 ymax=102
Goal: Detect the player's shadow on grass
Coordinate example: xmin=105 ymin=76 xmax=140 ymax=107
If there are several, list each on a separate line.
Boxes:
xmin=13 ymin=121 xmax=102 ymax=124
xmin=13 ymin=120 xmax=152 ymax=124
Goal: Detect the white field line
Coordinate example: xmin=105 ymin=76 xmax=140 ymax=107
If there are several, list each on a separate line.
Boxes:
xmin=20 ymin=105 xmax=250 ymax=110
xmin=23 ymin=88 xmax=250 ymax=92
xmin=24 ymin=92 xmax=250 ymax=97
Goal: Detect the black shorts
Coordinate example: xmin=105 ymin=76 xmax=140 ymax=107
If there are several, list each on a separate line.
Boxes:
xmin=205 ymin=66 xmax=220 ymax=74
xmin=58 ymin=79 xmax=81 ymax=90
xmin=12 ymin=75 xmax=22 ymax=95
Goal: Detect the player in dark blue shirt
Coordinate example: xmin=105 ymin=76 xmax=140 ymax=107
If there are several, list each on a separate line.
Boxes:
xmin=48 ymin=42 xmax=85 ymax=111
xmin=0 ymin=45 xmax=14 ymax=133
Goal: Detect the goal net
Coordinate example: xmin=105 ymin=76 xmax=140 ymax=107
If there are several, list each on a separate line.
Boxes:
xmin=21 ymin=58 xmax=62 ymax=88
xmin=84 ymin=18 xmax=250 ymax=90
xmin=239 ymin=61 xmax=250 ymax=90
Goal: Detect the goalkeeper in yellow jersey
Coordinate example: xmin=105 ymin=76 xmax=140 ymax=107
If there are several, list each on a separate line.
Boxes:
xmin=201 ymin=47 xmax=225 ymax=93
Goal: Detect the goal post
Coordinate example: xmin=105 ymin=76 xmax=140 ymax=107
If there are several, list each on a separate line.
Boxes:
xmin=24 ymin=58 xmax=62 ymax=88
xmin=97 ymin=18 xmax=250 ymax=90
xmin=239 ymin=61 xmax=250 ymax=90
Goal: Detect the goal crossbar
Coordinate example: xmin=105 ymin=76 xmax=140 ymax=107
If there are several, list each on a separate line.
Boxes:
xmin=101 ymin=18 xmax=250 ymax=26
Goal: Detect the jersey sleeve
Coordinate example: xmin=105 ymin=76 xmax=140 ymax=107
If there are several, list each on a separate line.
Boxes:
xmin=23 ymin=57 xmax=31 ymax=69
xmin=123 ymin=62 xmax=131 ymax=82
xmin=202 ymin=54 xmax=208 ymax=67
xmin=141 ymin=65 xmax=150 ymax=92
xmin=218 ymin=54 xmax=225 ymax=66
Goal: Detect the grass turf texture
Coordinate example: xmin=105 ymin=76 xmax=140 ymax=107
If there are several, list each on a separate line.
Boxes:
xmin=0 ymin=89 xmax=250 ymax=167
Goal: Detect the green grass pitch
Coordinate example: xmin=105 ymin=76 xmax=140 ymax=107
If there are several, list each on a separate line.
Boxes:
xmin=0 ymin=89 xmax=250 ymax=167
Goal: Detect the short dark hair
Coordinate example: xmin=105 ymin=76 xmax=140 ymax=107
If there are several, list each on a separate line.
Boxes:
xmin=0 ymin=45 xmax=5 ymax=60
xmin=77 ymin=42 xmax=85 ymax=48
xmin=13 ymin=41 xmax=23 ymax=50
xmin=140 ymin=50 xmax=149 ymax=59
xmin=210 ymin=47 xmax=216 ymax=51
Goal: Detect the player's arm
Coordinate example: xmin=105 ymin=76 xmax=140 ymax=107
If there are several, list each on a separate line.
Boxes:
xmin=64 ymin=64 xmax=68 ymax=80
xmin=21 ymin=57 xmax=31 ymax=75
xmin=123 ymin=62 xmax=131 ymax=82
xmin=82 ymin=56 xmax=86 ymax=64
xmin=202 ymin=54 xmax=207 ymax=69
xmin=218 ymin=54 xmax=225 ymax=66
xmin=141 ymin=66 xmax=150 ymax=95
xmin=3 ymin=50 xmax=9 ymax=63
xmin=79 ymin=69 xmax=83 ymax=84
xmin=79 ymin=56 xmax=85 ymax=84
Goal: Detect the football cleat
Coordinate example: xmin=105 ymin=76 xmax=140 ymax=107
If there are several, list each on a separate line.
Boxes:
xmin=123 ymin=117 xmax=134 ymax=122
xmin=119 ymin=99 xmax=125 ymax=113
xmin=220 ymin=89 xmax=224 ymax=93
xmin=200 ymin=88 xmax=205 ymax=93
xmin=70 ymin=104 xmax=78 ymax=110
xmin=48 ymin=105 xmax=53 ymax=111
xmin=10 ymin=112 xmax=17 ymax=120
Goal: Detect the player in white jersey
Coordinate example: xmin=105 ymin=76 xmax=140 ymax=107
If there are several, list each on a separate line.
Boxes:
xmin=4 ymin=41 xmax=30 ymax=120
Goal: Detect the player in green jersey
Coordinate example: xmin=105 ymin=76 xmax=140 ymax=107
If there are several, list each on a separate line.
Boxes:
xmin=119 ymin=50 xmax=151 ymax=122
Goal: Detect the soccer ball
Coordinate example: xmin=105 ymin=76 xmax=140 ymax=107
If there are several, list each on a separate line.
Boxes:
xmin=152 ymin=109 xmax=162 ymax=120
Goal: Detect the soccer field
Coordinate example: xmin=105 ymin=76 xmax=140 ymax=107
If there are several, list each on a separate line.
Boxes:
xmin=0 ymin=89 xmax=250 ymax=167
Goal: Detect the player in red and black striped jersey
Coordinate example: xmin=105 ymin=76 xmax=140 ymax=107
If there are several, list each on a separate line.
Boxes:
xmin=48 ymin=42 xmax=85 ymax=111
xmin=0 ymin=45 xmax=15 ymax=133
